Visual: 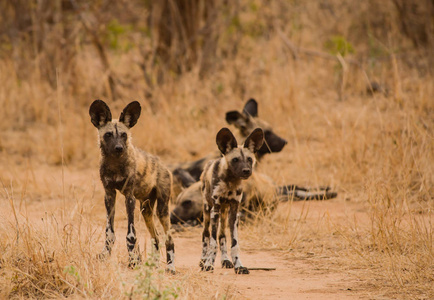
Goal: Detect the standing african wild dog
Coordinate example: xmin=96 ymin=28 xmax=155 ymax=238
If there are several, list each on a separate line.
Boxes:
xmin=89 ymin=100 xmax=175 ymax=273
xmin=200 ymin=127 xmax=264 ymax=274
xmin=171 ymin=98 xmax=287 ymax=189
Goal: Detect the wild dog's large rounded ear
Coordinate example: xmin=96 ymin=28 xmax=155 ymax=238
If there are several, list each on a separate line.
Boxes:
xmin=89 ymin=100 xmax=112 ymax=128
xmin=243 ymin=128 xmax=264 ymax=153
xmin=242 ymin=98 xmax=258 ymax=117
xmin=119 ymin=101 xmax=141 ymax=128
xmin=216 ymin=128 xmax=238 ymax=155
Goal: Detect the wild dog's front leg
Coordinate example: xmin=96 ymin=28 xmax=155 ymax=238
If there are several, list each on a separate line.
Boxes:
xmin=229 ymin=200 xmax=249 ymax=274
xmin=98 ymin=188 xmax=116 ymax=260
xmin=126 ymin=193 xmax=141 ymax=268
xmin=200 ymin=203 xmax=211 ymax=269
xmin=219 ymin=204 xmax=233 ymax=268
xmin=203 ymin=197 xmax=221 ymax=271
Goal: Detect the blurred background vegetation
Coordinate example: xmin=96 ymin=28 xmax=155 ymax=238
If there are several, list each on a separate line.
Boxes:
xmin=0 ymin=0 xmax=433 ymax=176
xmin=0 ymin=2 xmax=433 ymax=298
xmin=1 ymin=0 xmax=432 ymax=97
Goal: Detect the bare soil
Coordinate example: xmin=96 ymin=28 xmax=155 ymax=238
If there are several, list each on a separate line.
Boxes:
xmin=174 ymin=227 xmax=361 ymax=300
xmin=3 ymin=165 xmax=373 ymax=299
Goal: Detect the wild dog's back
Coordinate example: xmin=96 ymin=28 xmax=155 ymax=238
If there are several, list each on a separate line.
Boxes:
xmin=133 ymin=149 xmax=172 ymax=201
xmin=96 ymin=118 xmax=171 ymax=201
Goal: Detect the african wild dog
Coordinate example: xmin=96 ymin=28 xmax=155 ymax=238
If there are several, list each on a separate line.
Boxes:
xmin=89 ymin=100 xmax=175 ymax=273
xmin=170 ymin=99 xmax=337 ymax=225
xmin=171 ymin=172 xmax=338 ymax=225
xmin=200 ymin=127 xmax=264 ymax=274
xmin=225 ymin=98 xmax=287 ymax=160
xmin=170 ymin=98 xmax=287 ymax=194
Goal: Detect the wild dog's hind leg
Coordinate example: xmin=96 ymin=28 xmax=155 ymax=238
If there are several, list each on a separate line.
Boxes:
xmin=125 ymin=192 xmax=141 ymax=268
xmin=200 ymin=202 xmax=211 ymax=269
xmin=219 ymin=203 xmax=233 ymax=268
xmin=98 ymin=188 xmax=116 ymax=260
xmin=229 ymin=200 xmax=249 ymax=274
xmin=140 ymin=196 xmax=160 ymax=258
xmin=156 ymin=191 xmax=176 ymax=274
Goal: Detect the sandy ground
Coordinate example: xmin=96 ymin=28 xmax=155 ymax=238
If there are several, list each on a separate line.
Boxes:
xmin=174 ymin=228 xmax=360 ymax=300
xmin=2 ymin=164 xmax=371 ymax=299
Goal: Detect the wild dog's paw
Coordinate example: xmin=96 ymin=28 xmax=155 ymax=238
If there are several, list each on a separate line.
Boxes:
xmin=96 ymin=251 xmax=110 ymax=261
xmin=166 ymin=265 xmax=176 ymax=275
xmin=128 ymin=259 xmax=141 ymax=269
xmin=201 ymin=265 xmax=214 ymax=272
xmin=221 ymin=260 xmax=234 ymax=269
xmin=199 ymin=259 xmax=206 ymax=268
xmin=234 ymin=266 xmax=250 ymax=274
xmin=128 ymin=253 xmax=142 ymax=269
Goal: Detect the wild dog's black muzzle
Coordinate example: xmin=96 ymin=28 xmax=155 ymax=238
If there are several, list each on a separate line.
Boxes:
xmin=242 ymin=168 xmax=252 ymax=178
xmin=115 ymin=145 xmax=124 ymax=153
xmin=258 ymin=131 xmax=287 ymax=157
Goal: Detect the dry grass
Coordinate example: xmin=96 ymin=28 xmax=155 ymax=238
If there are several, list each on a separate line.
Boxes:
xmin=0 ymin=0 xmax=433 ymax=299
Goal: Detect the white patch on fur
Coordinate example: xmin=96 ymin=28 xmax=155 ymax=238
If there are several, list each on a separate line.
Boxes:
xmin=126 ymin=223 xmax=135 ymax=240
xmin=231 ymin=214 xmax=243 ymax=268
xmin=106 ymin=228 xmax=115 ymax=243
xmin=209 ymin=238 xmax=217 ymax=252
xmin=205 ymin=237 xmax=218 ymax=268
xmin=167 ymin=250 xmax=175 ymax=272
xmin=103 ymin=227 xmax=115 ymax=255
xmin=212 ymin=182 xmax=227 ymax=199
xmin=213 ymin=181 xmax=244 ymax=203
xmin=201 ymin=237 xmax=210 ymax=260
xmin=220 ymin=237 xmax=231 ymax=263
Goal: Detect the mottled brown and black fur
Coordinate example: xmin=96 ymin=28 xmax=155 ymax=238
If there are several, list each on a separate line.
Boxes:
xmin=170 ymin=98 xmax=287 ymax=192
xmin=200 ymin=127 xmax=264 ymax=274
xmin=170 ymin=99 xmax=336 ymax=226
xmin=89 ymin=100 xmax=175 ymax=273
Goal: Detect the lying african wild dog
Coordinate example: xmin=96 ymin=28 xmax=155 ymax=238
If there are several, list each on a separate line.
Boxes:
xmin=170 ymin=100 xmax=337 ymax=225
xmin=171 ymin=174 xmax=338 ymax=225
xmin=171 ymin=98 xmax=287 ymax=192
xmin=89 ymin=100 xmax=175 ymax=273
xmin=200 ymin=127 xmax=264 ymax=274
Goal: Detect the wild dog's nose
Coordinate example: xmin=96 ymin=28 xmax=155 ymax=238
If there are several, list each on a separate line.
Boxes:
xmin=242 ymin=168 xmax=251 ymax=177
xmin=115 ymin=145 xmax=124 ymax=153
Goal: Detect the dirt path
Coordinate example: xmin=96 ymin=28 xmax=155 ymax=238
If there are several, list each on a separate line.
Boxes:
xmin=4 ymin=166 xmax=367 ymax=299
xmin=174 ymin=227 xmax=359 ymax=299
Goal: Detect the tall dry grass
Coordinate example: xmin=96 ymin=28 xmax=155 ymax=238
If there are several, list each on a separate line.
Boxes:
xmin=0 ymin=0 xmax=433 ymax=298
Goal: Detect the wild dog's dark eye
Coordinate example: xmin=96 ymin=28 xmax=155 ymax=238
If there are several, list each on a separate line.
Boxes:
xmin=104 ymin=132 xmax=113 ymax=138
xmin=232 ymin=157 xmax=239 ymax=163
xmin=247 ymin=157 xmax=253 ymax=163
xmin=121 ymin=132 xmax=127 ymax=138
